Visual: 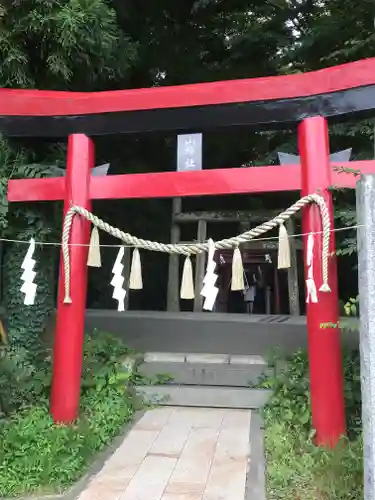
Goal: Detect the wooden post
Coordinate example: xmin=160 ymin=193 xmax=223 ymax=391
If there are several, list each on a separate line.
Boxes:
xmin=167 ymin=198 xmax=182 ymax=312
xmin=286 ymin=218 xmax=300 ymax=315
xmin=265 ymin=286 xmax=271 ymax=315
xmin=273 ymin=264 xmax=280 ymax=314
xmin=194 ymin=219 xmax=207 ymax=311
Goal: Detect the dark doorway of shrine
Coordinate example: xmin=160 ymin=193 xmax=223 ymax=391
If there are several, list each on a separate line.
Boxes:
xmin=167 ymin=194 xmax=303 ymax=316
xmin=215 ymin=249 xmax=289 ymax=315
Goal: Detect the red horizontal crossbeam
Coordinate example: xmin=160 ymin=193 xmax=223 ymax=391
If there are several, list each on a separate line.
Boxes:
xmin=8 ymin=177 xmax=66 ymax=202
xmin=2 ymin=58 xmax=375 ymax=116
xmin=91 ymin=165 xmax=301 ymax=199
xmin=8 ymin=160 xmax=374 ymax=203
xmin=331 ymin=160 xmax=375 ymax=188
xmin=8 ymin=165 xmax=299 ymax=202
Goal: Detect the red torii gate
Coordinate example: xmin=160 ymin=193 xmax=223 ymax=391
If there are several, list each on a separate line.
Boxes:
xmin=5 ymin=58 xmax=375 ymax=447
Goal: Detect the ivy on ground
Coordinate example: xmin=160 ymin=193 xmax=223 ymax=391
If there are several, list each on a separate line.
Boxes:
xmin=0 ymin=331 xmax=138 ymax=497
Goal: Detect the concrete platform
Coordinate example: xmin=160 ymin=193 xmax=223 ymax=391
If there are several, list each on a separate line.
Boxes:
xmin=86 ymin=310 xmax=358 ymax=356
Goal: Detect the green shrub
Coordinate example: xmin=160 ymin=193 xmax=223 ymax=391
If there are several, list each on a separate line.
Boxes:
xmin=265 ymin=419 xmax=363 ymax=500
xmin=0 ymin=346 xmax=43 ymax=417
xmin=263 ymin=348 xmax=363 ymax=500
xmin=261 ymin=348 xmax=362 ymax=437
xmin=0 ymin=331 xmax=137 ymax=497
xmin=0 ymin=389 xmax=135 ymax=496
xmin=0 ymin=329 xmax=135 ymax=417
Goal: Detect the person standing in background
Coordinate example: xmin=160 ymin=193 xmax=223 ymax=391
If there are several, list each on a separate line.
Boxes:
xmin=243 ymin=271 xmax=257 ymax=314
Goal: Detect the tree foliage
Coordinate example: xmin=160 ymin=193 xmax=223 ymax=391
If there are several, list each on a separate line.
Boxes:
xmin=288 ymin=0 xmax=375 ymax=70
xmin=0 ymin=0 xmax=137 ymax=347
xmin=0 ymin=0 xmax=137 ymax=90
xmin=112 ymin=0 xmax=293 ymax=86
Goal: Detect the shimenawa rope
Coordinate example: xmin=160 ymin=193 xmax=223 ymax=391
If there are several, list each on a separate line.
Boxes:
xmin=61 ymin=193 xmax=331 ymax=303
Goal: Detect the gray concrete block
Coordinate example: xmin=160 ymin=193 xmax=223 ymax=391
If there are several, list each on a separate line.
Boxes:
xmin=185 ymin=353 xmax=229 ymax=364
xmin=139 ymin=361 xmax=270 ymax=387
xmin=143 ymin=352 xmax=186 ymax=363
xmin=136 ymin=385 xmax=272 ymax=409
xmin=85 ymin=310 xmax=358 ymax=357
xmin=230 ymin=355 xmax=267 ymax=365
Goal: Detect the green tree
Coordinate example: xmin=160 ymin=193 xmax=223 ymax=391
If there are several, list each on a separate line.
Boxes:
xmin=0 ymin=0 xmax=138 ymax=348
xmin=0 ymin=0 xmax=137 ymax=90
xmin=286 ymin=0 xmax=374 ymax=70
xmin=113 ymin=0 xmax=292 ymax=86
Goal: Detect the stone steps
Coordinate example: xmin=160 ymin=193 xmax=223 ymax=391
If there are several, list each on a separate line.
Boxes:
xmin=135 ymin=352 xmax=272 ymax=410
xmin=136 ymin=384 xmax=272 ymax=409
xmin=139 ymin=352 xmax=272 ymax=387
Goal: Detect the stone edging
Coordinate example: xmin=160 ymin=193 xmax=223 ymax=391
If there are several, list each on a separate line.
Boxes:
xmin=245 ymin=411 xmax=267 ymax=500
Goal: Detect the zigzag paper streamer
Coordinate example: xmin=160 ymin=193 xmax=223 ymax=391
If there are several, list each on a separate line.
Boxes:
xmin=200 ymin=239 xmax=218 ymax=311
xmin=21 ymin=238 xmax=37 ymax=305
xmin=111 ymin=247 xmax=126 ymax=311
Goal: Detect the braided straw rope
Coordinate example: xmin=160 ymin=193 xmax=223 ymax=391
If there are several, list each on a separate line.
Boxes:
xmin=62 ymin=193 xmax=331 ymax=303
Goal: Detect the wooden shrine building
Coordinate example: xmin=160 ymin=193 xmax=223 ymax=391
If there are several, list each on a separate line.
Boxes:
xmin=167 ymin=198 xmax=302 ymax=316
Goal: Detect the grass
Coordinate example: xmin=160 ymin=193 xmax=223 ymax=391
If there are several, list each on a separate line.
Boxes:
xmin=265 ymin=416 xmax=363 ymax=500
xmin=263 ymin=350 xmax=363 ymax=500
xmin=0 ymin=331 xmax=139 ymax=497
xmin=0 ymin=390 xmax=134 ymax=496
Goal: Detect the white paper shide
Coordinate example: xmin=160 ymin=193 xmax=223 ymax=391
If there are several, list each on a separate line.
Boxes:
xmin=201 ymin=239 xmax=219 ymax=311
xmin=111 ymin=247 xmax=126 ymax=311
xmin=21 ymin=238 xmax=37 ymax=305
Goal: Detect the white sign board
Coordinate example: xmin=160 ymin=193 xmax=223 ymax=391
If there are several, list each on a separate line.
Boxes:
xmin=177 ymin=134 xmax=202 ymax=172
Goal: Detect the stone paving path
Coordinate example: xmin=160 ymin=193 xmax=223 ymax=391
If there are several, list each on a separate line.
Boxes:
xmin=77 ymin=407 xmax=252 ymax=500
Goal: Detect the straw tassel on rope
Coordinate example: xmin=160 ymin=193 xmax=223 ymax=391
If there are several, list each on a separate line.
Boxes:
xmin=277 ymin=223 xmax=291 ymax=269
xmin=231 ymin=246 xmax=245 ymax=291
xmin=129 ymin=248 xmax=143 ymax=290
xmin=319 ymin=282 xmax=331 ymax=292
xmin=180 ymin=256 xmax=195 ymax=299
xmin=87 ymin=226 xmax=102 ymax=267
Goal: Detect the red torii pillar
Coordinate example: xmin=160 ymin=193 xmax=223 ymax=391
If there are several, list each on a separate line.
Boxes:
xmin=50 ymin=134 xmax=94 ymax=422
xmin=7 ymin=120 xmax=374 ymax=444
xmin=299 ymin=117 xmax=346 ymax=446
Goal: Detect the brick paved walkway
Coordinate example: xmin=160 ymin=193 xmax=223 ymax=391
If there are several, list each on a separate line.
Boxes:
xmin=77 ymin=407 xmax=252 ymax=500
